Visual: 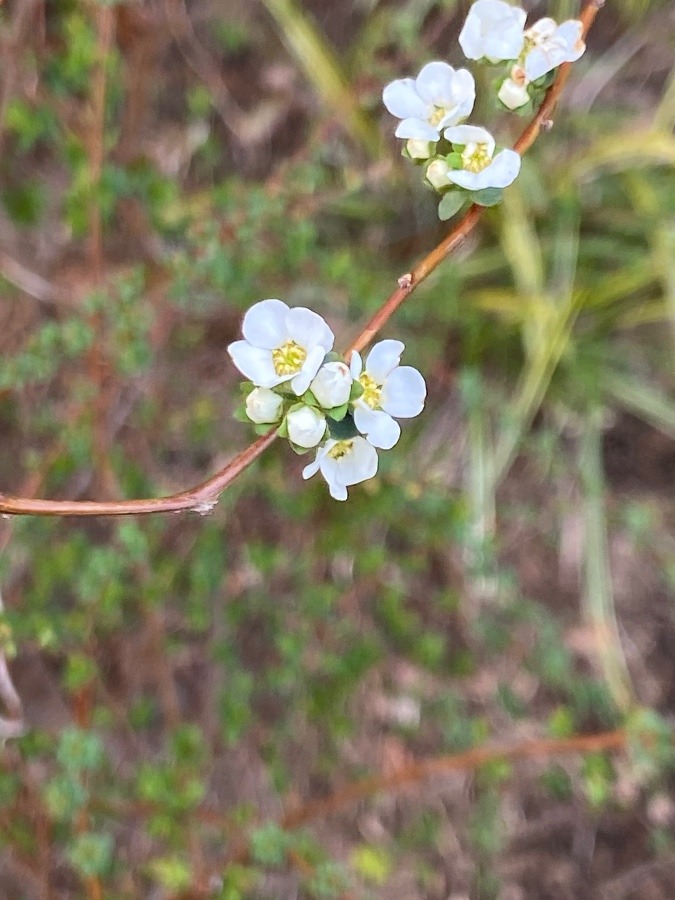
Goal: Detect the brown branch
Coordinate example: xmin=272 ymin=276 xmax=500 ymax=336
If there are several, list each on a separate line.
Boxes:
xmin=222 ymin=727 xmax=627 ymax=869
xmin=0 ymin=0 xmax=605 ymax=518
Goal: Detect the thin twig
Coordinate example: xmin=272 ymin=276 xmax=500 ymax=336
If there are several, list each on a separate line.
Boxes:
xmin=0 ymin=0 xmax=605 ymax=518
xmin=222 ymin=727 xmax=627 ymax=868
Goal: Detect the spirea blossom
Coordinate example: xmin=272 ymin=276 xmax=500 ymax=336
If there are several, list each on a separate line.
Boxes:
xmin=350 ymin=340 xmax=426 ymax=450
xmin=383 ymin=62 xmax=475 ymax=141
xmin=459 ymin=0 xmax=526 ymax=63
xmin=228 ymin=299 xmax=334 ymax=395
xmin=442 ymin=125 xmax=521 ymax=191
xmin=498 ymin=17 xmax=585 ymax=109
xmin=229 ymin=301 xmax=427 ymax=500
xmin=302 ymin=437 xmax=379 ymax=502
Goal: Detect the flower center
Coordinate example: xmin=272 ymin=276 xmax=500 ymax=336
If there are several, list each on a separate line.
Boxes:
xmin=272 ymin=340 xmax=307 ymax=376
xmin=462 ymin=142 xmax=491 ymax=173
xmin=328 ymin=439 xmax=353 ymax=460
xmin=428 ymin=105 xmax=448 ymax=128
xmin=359 ymin=373 xmax=382 ymax=409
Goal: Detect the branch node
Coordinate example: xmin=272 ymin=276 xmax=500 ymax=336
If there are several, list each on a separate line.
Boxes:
xmin=397 ymin=273 xmax=413 ymax=290
xmin=191 ymin=498 xmax=218 ymax=516
xmin=541 ymin=118 xmax=554 ymax=132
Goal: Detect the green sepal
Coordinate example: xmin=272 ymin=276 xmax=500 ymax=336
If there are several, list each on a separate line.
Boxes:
xmin=469 ymin=187 xmax=504 ymax=207
xmin=533 ymin=70 xmax=556 ymax=90
xmin=328 ymin=414 xmax=359 ymax=441
xmin=238 ymin=381 xmax=256 ymax=396
xmin=445 ymin=152 xmax=463 ymax=170
xmin=288 ymin=441 xmax=316 ymax=455
xmin=450 ymin=143 xmax=466 ymax=153
xmin=233 ymin=405 xmax=250 ymax=423
xmin=275 ymin=382 xmax=298 ymax=397
xmin=253 ymin=423 xmax=276 ymax=436
xmin=322 ymin=351 xmax=343 ymax=364
xmin=349 ymin=380 xmax=364 ymax=401
xmin=326 ymin=403 xmax=349 ymax=422
xmin=438 ymin=191 xmax=467 ymax=221
xmin=302 ymin=390 xmax=319 ymax=407
xmin=277 ymin=418 xmax=289 ymax=439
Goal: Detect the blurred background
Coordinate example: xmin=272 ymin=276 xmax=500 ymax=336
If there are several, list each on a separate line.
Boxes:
xmin=0 ymin=0 xmax=674 ymax=896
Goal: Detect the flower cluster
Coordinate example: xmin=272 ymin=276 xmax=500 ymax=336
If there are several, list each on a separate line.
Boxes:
xmin=228 ymin=300 xmax=426 ymax=500
xmin=460 ymin=1 xmax=585 ymax=111
xmin=383 ymin=1 xmax=585 ymax=220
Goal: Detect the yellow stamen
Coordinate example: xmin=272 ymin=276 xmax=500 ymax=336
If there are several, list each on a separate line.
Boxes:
xmin=328 ymin=439 xmax=353 ymax=460
xmin=462 ymin=142 xmax=491 ymax=174
xmin=428 ymin=106 xmax=447 ymax=128
xmin=359 ymin=373 xmax=382 ymax=409
xmin=272 ymin=340 xmax=306 ymax=376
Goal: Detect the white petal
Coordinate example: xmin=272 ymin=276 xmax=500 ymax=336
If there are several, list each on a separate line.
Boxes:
xmin=527 ymin=17 xmax=557 ymax=42
xmin=354 ymin=406 xmax=401 ymax=450
xmin=556 ymin=20 xmax=585 ymax=61
xmin=524 ymin=46 xmax=563 ymax=81
xmin=286 ymin=307 xmax=334 ymax=352
xmin=349 ymin=351 xmax=363 ymax=379
xmin=395 ymin=118 xmax=439 ymax=141
xmin=415 ymin=61 xmax=458 ymax=105
xmin=444 ymin=125 xmax=495 ymax=156
xmin=380 ymin=366 xmax=426 ymax=417
xmin=241 ymin=299 xmax=289 ymax=349
xmin=338 ymin=437 xmax=379 ymax=486
xmin=365 ymin=339 xmax=404 ymax=382
xmin=292 ymin=345 xmax=326 ymax=395
xmin=382 ymin=78 xmax=427 ymax=119
xmin=302 ymin=451 xmax=323 ymax=480
xmin=228 ymin=341 xmax=283 ymax=387
xmin=439 ymin=69 xmax=476 ymax=126
xmin=327 ymin=479 xmax=348 ymax=501
xmin=448 ymin=149 xmax=520 ymax=190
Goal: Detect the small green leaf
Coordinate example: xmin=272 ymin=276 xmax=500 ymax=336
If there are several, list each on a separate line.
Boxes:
xmin=238 ymin=381 xmax=255 ymax=395
xmin=328 ymin=414 xmax=359 ymax=440
xmin=438 ymin=191 xmax=467 ymax=221
xmin=288 ymin=441 xmax=315 ymax=455
xmin=323 ymin=351 xmax=343 ymax=364
xmin=326 ymin=402 xmax=349 ymax=421
xmin=253 ymin=424 xmax=275 ymax=436
xmin=469 ymin=187 xmax=504 ymax=207
xmin=349 ymin=380 xmax=364 ymax=400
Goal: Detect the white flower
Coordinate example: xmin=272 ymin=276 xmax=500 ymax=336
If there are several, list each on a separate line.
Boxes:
xmin=425 ymin=159 xmax=452 ymax=191
xmin=245 ymin=387 xmax=283 ymax=424
xmin=497 ymin=63 xmax=530 ymax=110
xmin=302 ymin=437 xmax=378 ymax=501
xmin=286 ymin=406 xmax=326 ymax=448
xmin=310 ymin=361 xmax=353 ymax=409
xmin=383 ymin=62 xmax=475 ymax=141
xmin=406 ymin=139 xmax=435 ymax=160
xmin=459 ymin=0 xmax=526 ymax=63
xmin=228 ymin=299 xmax=334 ymax=395
xmin=523 ymin=18 xmax=585 ymax=82
xmin=349 ymin=340 xmax=426 ymax=450
xmin=443 ymin=125 xmax=521 ymax=191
